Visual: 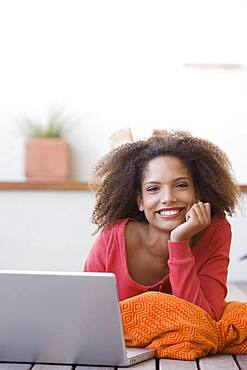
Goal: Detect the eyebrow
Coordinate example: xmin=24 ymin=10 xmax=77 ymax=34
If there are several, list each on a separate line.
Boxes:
xmin=144 ymin=177 xmax=190 ymax=185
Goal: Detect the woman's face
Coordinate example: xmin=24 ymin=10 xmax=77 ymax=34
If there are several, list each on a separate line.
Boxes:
xmin=137 ymin=155 xmax=197 ymax=233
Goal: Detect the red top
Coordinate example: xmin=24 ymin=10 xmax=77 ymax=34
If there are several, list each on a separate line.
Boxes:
xmin=84 ymin=217 xmax=231 ymax=320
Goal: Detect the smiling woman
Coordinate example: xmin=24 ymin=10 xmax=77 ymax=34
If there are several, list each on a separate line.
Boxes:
xmin=137 ymin=155 xmax=198 ymax=238
xmin=84 ymin=129 xmax=239 ymax=320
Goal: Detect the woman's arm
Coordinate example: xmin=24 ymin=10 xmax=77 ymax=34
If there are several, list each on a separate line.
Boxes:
xmin=167 ymin=223 xmax=231 ymax=320
xmin=83 ymin=231 xmax=107 ymax=272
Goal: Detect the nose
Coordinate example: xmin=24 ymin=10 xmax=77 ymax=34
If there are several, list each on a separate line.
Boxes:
xmin=160 ymin=187 xmax=177 ymax=204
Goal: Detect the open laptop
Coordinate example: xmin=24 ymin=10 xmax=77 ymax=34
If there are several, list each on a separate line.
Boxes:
xmin=0 ymin=270 xmax=155 ymax=366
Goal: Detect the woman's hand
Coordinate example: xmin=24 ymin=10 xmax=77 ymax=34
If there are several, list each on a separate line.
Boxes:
xmin=170 ymin=201 xmax=211 ymax=242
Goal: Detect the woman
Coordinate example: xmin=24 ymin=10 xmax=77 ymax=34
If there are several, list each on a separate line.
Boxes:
xmin=84 ymin=130 xmax=239 ymax=320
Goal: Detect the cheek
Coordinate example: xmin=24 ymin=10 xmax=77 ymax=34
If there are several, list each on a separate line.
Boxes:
xmin=141 ymin=196 xmax=155 ymax=209
xmin=179 ymin=191 xmax=196 ymax=205
xmin=188 ymin=193 xmax=197 ymax=204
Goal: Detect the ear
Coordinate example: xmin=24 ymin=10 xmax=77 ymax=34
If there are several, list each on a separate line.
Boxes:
xmin=137 ymin=193 xmax=144 ymax=212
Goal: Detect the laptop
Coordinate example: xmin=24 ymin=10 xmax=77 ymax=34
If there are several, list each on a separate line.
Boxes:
xmin=0 ymin=270 xmax=155 ymax=366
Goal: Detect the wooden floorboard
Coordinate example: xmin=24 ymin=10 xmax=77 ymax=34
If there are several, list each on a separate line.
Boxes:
xmin=32 ymin=366 xmax=72 ymax=370
xmin=122 ymin=359 xmax=156 ymax=370
xmin=198 ymin=354 xmax=239 ymax=369
xmin=235 ymin=354 xmax=247 ymax=370
xmin=77 ymin=359 xmax=156 ymax=370
xmin=76 ymin=366 xmax=115 ymax=370
xmin=0 ymin=365 xmax=32 ymax=370
xmin=159 ymin=358 xmax=198 ymax=369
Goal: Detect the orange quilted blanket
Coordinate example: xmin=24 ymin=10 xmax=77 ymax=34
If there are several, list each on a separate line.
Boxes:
xmin=120 ymin=292 xmax=247 ymax=360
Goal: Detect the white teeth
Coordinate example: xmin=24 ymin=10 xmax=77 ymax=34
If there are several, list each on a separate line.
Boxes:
xmin=158 ymin=209 xmax=180 ymax=216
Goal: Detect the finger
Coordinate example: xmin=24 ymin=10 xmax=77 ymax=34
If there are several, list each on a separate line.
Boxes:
xmin=197 ymin=201 xmax=210 ymax=224
xmin=204 ymin=202 xmax=211 ymax=222
xmin=185 ymin=205 xmax=192 ymax=221
xmin=186 ymin=205 xmax=191 ymax=213
xmin=185 ymin=205 xmax=193 ymax=221
xmin=192 ymin=203 xmax=206 ymax=224
xmin=196 ymin=201 xmax=211 ymax=223
xmin=186 ymin=203 xmax=204 ymax=222
xmin=199 ymin=202 xmax=211 ymax=225
xmin=186 ymin=207 xmax=198 ymax=223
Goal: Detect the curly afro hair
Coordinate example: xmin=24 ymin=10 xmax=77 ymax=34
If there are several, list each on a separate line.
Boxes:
xmin=90 ymin=129 xmax=239 ymax=232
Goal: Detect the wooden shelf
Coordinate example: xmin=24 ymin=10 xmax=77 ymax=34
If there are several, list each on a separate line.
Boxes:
xmin=239 ymin=184 xmax=247 ymax=193
xmin=0 ymin=182 xmax=246 ymax=193
xmin=0 ymin=181 xmax=90 ymax=191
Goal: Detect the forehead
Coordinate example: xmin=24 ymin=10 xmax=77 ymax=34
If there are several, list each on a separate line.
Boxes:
xmin=143 ymin=155 xmax=191 ymax=178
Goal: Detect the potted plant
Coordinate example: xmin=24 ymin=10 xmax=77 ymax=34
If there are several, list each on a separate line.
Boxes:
xmin=24 ymin=112 xmax=70 ymax=182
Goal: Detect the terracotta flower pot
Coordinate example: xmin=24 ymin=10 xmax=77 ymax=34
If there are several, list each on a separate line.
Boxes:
xmin=25 ymin=139 xmax=69 ymax=182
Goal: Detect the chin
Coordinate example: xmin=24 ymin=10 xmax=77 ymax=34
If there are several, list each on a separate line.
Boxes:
xmin=149 ymin=218 xmax=184 ymax=232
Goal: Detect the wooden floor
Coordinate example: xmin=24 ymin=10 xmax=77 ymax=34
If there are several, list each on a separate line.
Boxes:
xmin=0 ymin=283 xmax=246 ymax=370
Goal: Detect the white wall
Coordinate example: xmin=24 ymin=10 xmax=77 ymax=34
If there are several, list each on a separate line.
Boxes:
xmin=228 ymin=199 xmax=247 ymax=281
xmin=0 ymin=191 xmax=95 ymax=271
xmin=0 ymin=0 xmax=247 ymax=182
xmin=0 ymin=0 xmax=247 ymax=279
xmin=0 ymin=190 xmax=246 ymax=281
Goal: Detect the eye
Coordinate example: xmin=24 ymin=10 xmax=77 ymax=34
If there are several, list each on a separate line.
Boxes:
xmin=146 ymin=186 xmax=159 ymax=192
xmin=175 ymin=182 xmax=189 ymax=189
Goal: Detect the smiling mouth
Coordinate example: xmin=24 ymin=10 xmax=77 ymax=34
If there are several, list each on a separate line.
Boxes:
xmin=157 ymin=208 xmax=184 ymax=217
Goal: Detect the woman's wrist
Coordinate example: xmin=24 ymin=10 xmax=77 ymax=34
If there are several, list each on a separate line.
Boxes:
xmin=168 ymin=239 xmax=192 ymax=259
xmin=170 ymin=230 xmax=190 ymax=242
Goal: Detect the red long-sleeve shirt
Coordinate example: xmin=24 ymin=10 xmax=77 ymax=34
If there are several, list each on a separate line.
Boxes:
xmin=84 ymin=216 xmax=231 ymax=320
